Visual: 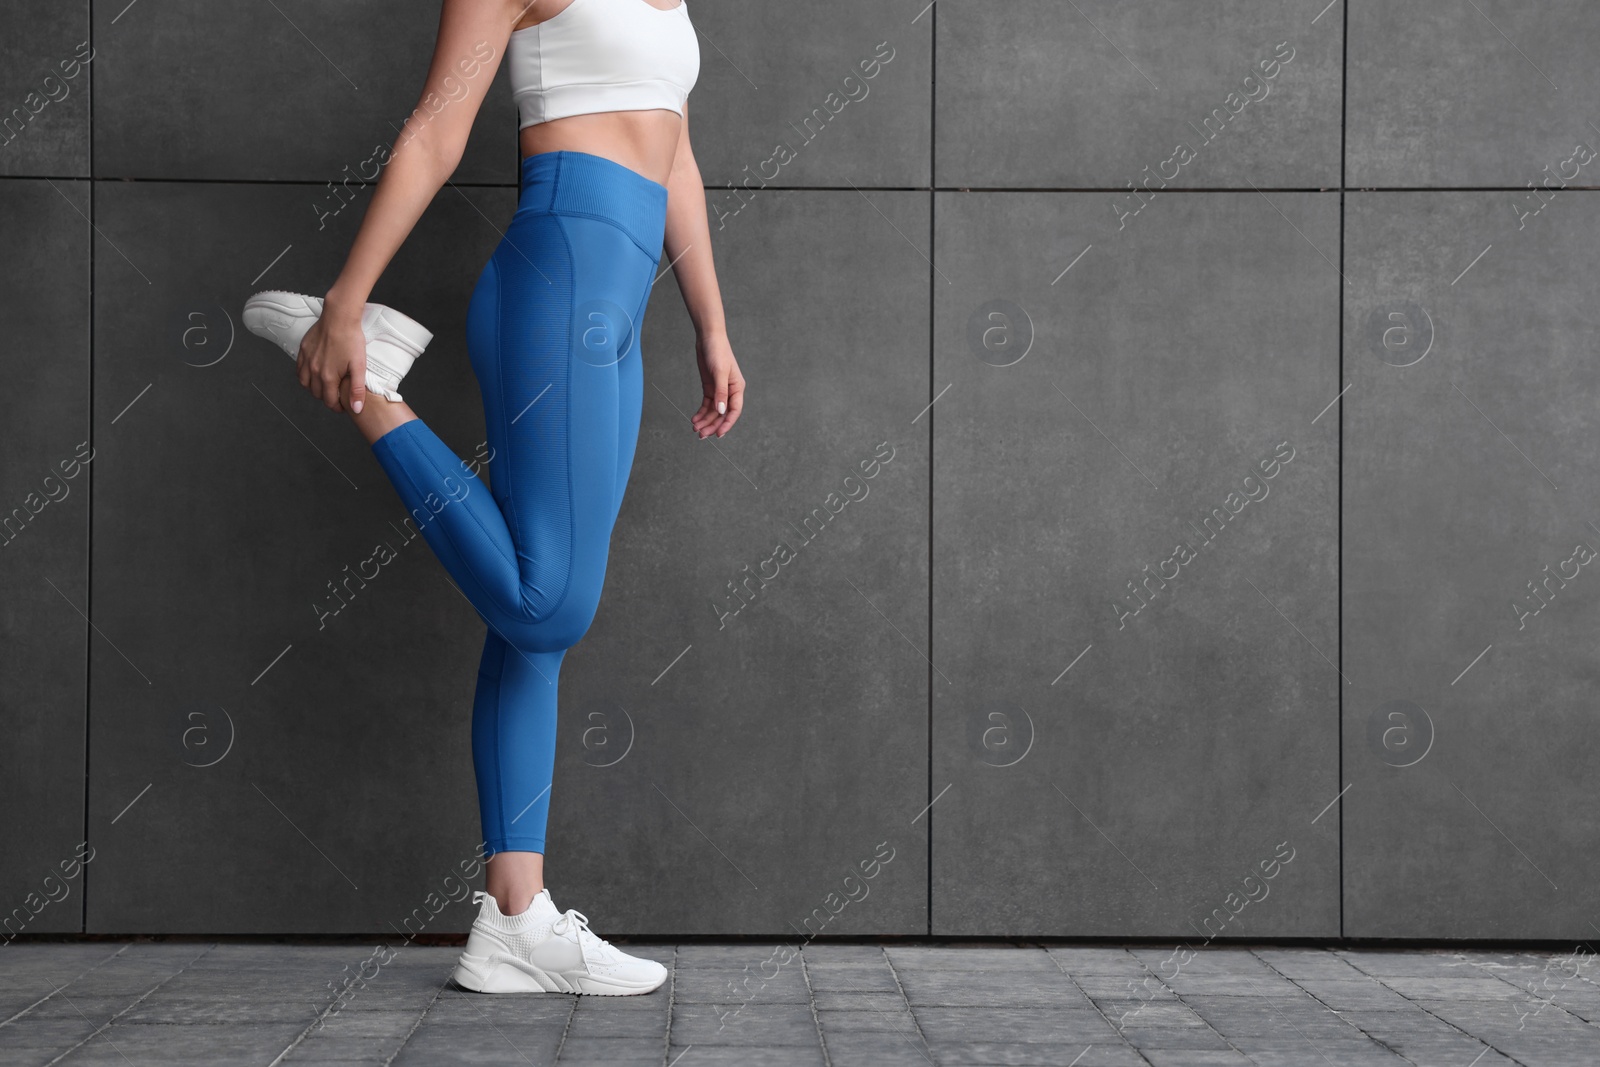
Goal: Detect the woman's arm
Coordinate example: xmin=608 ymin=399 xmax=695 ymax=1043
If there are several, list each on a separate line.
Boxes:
xmin=302 ymin=0 xmax=522 ymax=413
xmin=663 ymin=103 xmax=745 ymax=438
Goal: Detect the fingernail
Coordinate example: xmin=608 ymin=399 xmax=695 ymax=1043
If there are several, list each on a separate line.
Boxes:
xmin=717 ymin=401 xmax=726 ymax=414
xmin=352 ymin=400 xmax=363 ymax=414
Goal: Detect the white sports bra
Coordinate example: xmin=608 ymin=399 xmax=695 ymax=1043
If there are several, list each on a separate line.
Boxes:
xmin=508 ymin=0 xmax=700 ymax=128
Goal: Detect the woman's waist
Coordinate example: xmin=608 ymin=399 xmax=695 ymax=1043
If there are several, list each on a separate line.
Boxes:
xmin=513 ymin=150 xmax=670 ymax=257
xmin=519 ymin=116 xmax=678 ymax=186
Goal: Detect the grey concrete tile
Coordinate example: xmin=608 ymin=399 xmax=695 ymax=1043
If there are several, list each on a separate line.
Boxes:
xmin=1184 ymin=1004 xmax=1344 ymax=1036
xmin=553 ymin=1037 xmax=664 ymax=1066
xmin=803 ymin=963 xmax=903 ymax=993
xmin=1044 ymin=948 xmax=1146 ymax=976
xmin=1291 ymin=978 xmax=1417 ymax=1012
xmin=690 ymin=0 xmax=930 ymax=190
xmin=1375 ymin=976 xmax=1525 ymax=1001
xmin=896 ymin=967 xmax=1091 ymax=1008
xmin=0 ymin=944 xmax=124 ymax=980
xmin=1347 ymin=0 xmax=1600 ymax=187
xmin=1332 ymin=949 xmax=1492 ymax=978
xmin=1163 ymin=974 xmax=1313 ymax=998
xmin=913 ymin=1007 xmax=1121 ymax=1044
xmin=0 ymin=176 xmax=91 ymax=940
xmin=1141 ymin=1051 xmax=1256 ymax=1067
xmin=673 ymin=945 xmax=791 ymax=967
xmin=53 ymin=1022 xmax=308 ymax=1065
xmin=812 ymin=990 xmax=909 ymax=1013
xmin=300 ymin=1008 xmax=423 ymax=1037
xmin=668 ymin=1002 xmax=820 ymax=1045
xmin=919 ymin=1040 xmax=1124 ymax=1067
xmin=928 ymin=1043 xmax=1152 ymax=1067
xmin=18 ymin=994 xmax=140 ymax=1023
xmin=815 ymin=1007 xmax=919 ymax=1032
xmin=816 ymin=1030 xmax=934 ymax=1067
xmin=670 ymin=965 xmax=809 ymax=1004
xmin=936 ymin=0 xmax=1342 ymax=188
xmin=1116 ymin=1026 xmax=1234 ymax=1051
xmin=0 ymin=1016 xmax=99 ymax=1050
xmin=1383 ymin=1052 xmax=1519 ymax=1067
xmin=1337 ymin=1031 xmax=1506 ymax=1066
xmin=1252 ymin=948 xmax=1365 ymax=980
xmin=1342 ymin=196 xmax=1600 ymax=942
xmin=0 ymin=0 xmax=90 ymax=176
xmin=800 ymin=945 xmax=888 ymax=964
xmin=562 ymin=1005 xmax=668 ymax=1039
xmin=1337 ymin=1011 xmax=1465 ymax=1036
xmin=1486 ymin=1033 xmax=1600 ymax=1067
xmin=668 ymin=1044 xmax=827 ymax=1067
xmin=1126 ymin=948 xmax=1283 ymax=980
xmin=117 ymin=994 xmax=323 ymax=1025
xmin=932 ymin=189 xmax=1339 ymax=939
xmin=421 ymin=995 xmax=576 ymax=1026
xmin=390 ymin=1022 xmax=564 ymax=1066
xmin=887 ymin=947 xmax=1064 ymax=972
xmin=1197 ymin=1015 xmax=1358 ymax=1044
xmin=91 ymin=0 xmax=517 ymax=182
xmin=1227 ymin=1042 xmax=1413 ymax=1067
xmin=1076 ymin=974 xmax=1178 ymax=1000
xmin=1096 ymin=1002 xmax=1211 ymax=1029
xmin=282 ymin=1032 xmax=406 ymax=1063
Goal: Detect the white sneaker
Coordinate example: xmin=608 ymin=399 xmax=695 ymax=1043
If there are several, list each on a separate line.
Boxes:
xmin=453 ymin=889 xmax=668 ymax=996
xmin=242 ymin=290 xmax=433 ymax=403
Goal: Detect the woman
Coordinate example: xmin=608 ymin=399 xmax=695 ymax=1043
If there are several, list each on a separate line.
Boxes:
xmin=244 ymin=0 xmax=744 ymax=995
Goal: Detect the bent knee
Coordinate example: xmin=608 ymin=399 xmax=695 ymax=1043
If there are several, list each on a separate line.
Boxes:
xmin=505 ymin=587 xmax=602 ymax=652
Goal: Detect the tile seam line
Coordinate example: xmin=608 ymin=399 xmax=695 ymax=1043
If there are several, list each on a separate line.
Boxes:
xmin=1247 ymin=947 xmax=1415 ymax=1063
xmin=0 ymin=943 xmax=128 ymax=1028
xmin=550 ymin=979 xmax=580 ymax=1063
xmin=33 ymin=175 xmax=1600 ymax=194
xmin=1131 ymin=945 xmax=1250 ymax=1064
xmin=1448 ymin=949 xmax=1600 ymax=1036
xmin=1338 ymin=0 xmax=1347 ymax=943
xmin=662 ymin=942 xmax=678 ymax=1066
xmin=879 ymin=946 xmax=934 ymax=1059
xmin=1043 ymin=945 xmax=1157 ymax=1066
xmin=39 ymin=942 xmax=216 ymax=1067
xmin=82 ymin=0 xmax=96 ymax=940
xmin=926 ymin=0 xmax=936 ymax=943
xmin=1330 ymin=951 xmax=1538 ymax=1067
xmin=799 ymin=942 xmax=833 ymax=1067
xmin=377 ymin=973 xmax=452 ymax=1067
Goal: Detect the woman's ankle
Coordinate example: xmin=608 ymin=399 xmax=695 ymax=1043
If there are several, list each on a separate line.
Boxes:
xmin=494 ymin=888 xmax=543 ymax=917
xmin=341 ymin=380 xmax=416 ymax=444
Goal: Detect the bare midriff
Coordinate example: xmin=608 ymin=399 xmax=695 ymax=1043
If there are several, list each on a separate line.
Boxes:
xmin=513 ymin=0 xmax=686 ymax=187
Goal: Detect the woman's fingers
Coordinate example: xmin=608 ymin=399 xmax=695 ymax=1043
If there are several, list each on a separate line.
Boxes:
xmin=715 ymin=377 xmax=745 ymax=437
xmin=688 ymin=365 xmax=745 ymax=439
xmin=348 ymin=356 xmax=366 ymax=415
xmin=690 ymin=395 xmax=715 ymax=434
xmin=320 ymin=367 xmax=344 ymax=411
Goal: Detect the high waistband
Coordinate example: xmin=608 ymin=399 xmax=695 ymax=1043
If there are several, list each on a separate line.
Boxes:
xmin=517 ymin=150 xmax=669 ymax=259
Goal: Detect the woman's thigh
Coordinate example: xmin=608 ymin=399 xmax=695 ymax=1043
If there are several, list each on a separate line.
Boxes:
xmin=465 ymin=210 xmax=655 ymax=643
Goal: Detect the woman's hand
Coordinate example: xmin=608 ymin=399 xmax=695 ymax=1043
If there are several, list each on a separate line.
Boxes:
xmin=692 ymin=331 xmax=744 ymax=439
xmin=297 ymin=302 xmax=368 ymax=414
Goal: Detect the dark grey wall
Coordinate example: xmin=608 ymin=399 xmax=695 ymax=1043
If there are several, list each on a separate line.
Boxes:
xmin=1 ymin=0 xmax=1592 ymax=939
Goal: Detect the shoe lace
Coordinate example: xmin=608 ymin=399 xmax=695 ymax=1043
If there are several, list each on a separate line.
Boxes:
xmin=552 ymin=908 xmax=606 ymax=952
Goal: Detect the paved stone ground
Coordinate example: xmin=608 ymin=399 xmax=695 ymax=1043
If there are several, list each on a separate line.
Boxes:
xmin=2 ymin=942 xmax=1598 ymax=1066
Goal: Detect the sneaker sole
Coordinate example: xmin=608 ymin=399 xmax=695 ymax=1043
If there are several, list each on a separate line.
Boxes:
xmin=452 ymin=951 xmax=666 ymax=996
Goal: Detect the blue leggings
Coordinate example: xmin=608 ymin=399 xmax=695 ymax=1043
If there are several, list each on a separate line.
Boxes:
xmin=370 ymin=150 xmax=667 ymax=857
